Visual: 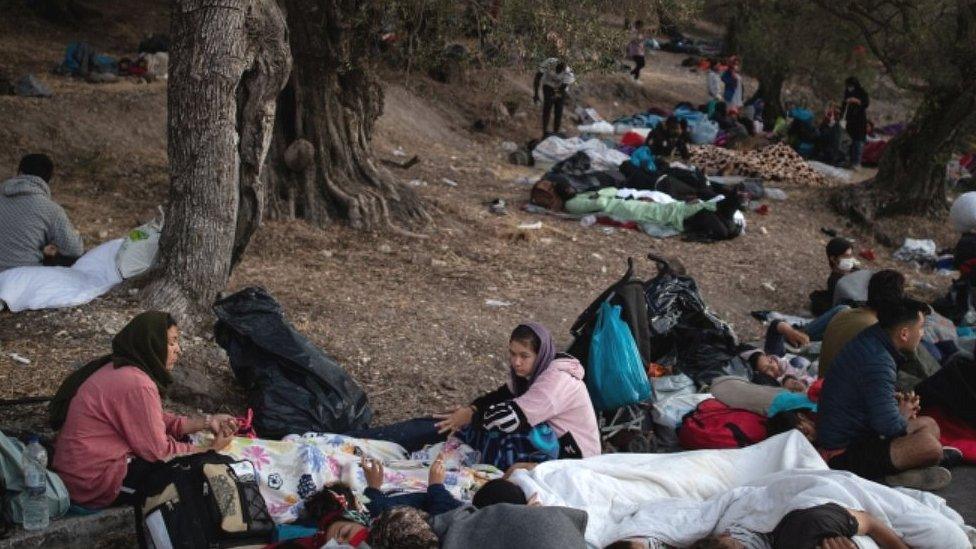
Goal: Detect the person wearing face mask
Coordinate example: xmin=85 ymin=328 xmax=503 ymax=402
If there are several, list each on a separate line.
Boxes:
xmin=810 ymin=238 xmax=859 ymax=316
xmin=433 ymin=323 xmax=600 ymax=470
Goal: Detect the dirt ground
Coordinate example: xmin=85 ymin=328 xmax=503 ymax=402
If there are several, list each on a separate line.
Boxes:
xmin=0 ymin=11 xmax=959 ymax=433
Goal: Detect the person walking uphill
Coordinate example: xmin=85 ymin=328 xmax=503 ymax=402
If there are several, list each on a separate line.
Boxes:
xmin=50 ymin=311 xmax=238 ymax=508
xmin=842 ymin=76 xmax=870 ymax=168
xmin=534 ymin=58 xmax=576 ymax=137
xmin=627 ymin=20 xmax=646 ymax=81
xmin=0 ymin=153 xmax=83 ymax=271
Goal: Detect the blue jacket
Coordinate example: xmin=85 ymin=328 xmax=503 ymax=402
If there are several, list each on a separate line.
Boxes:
xmin=816 ymin=324 xmax=908 ymax=449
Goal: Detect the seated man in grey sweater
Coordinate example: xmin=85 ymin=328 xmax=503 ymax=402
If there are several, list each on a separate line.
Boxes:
xmin=0 ymin=154 xmax=83 ymax=271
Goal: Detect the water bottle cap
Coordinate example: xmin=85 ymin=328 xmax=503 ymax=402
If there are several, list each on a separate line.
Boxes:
xmin=27 ymin=435 xmax=40 ymax=444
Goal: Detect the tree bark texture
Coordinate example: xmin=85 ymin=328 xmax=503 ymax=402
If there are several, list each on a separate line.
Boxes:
xmin=264 ymin=0 xmax=430 ymax=236
xmin=831 ymin=83 xmax=976 ymax=223
xmin=144 ymin=0 xmax=291 ymax=322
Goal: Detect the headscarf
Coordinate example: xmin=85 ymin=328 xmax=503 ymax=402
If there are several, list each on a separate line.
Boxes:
xmin=48 ymin=311 xmax=175 ymax=430
xmin=509 ymin=322 xmax=556 ymax=397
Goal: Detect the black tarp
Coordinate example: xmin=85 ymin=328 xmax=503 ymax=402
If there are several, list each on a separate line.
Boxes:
xmin=213 ymin=287 xmax=372 ymax=439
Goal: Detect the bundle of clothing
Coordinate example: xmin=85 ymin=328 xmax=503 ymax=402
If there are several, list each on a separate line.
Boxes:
xmin=688 ymin=143 xmax=830 ymax=186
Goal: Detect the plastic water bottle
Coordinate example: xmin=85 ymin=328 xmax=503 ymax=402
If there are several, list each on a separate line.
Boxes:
xmin=21 ymin=437 xmax=49 ymax=531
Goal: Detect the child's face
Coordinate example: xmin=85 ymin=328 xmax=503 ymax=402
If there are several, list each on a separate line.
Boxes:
xmin=755 ymin=354 xmax=782 ymax=378
xmin=783 ymin=377 xmax=807 ymax=393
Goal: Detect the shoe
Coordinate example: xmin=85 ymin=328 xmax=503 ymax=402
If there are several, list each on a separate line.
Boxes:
xmin=884 ymin=466 xmax=951 ymax=491
xmin=941 ymin=446 xmax=965 ymax=469
xmin=750 ymin=310 xmax=771 ymax=322
xmin=488 ymin=199 xmax=507 ymax=216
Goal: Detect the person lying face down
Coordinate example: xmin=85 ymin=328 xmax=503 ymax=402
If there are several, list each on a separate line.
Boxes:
xmin=687 ymin=503 xmax=909 ymax=549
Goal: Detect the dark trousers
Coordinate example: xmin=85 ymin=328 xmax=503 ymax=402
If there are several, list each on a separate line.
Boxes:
xmin=631 ymin=55 xmax=645 ymax=79
xmin=541 ymin=85 xmax=565 ymax=135
xmin=345 ymin=417 xmax=445 ymax=453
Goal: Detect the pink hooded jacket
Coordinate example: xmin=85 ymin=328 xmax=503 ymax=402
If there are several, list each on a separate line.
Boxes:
xmin=511 ymin=357 xmax=601 ymax=458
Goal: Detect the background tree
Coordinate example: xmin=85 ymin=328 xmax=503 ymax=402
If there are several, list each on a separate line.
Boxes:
xmin=142 ymin=0 xmax=290 ymax=321
xmin=815 ymin=0 xmax=976 ymax=221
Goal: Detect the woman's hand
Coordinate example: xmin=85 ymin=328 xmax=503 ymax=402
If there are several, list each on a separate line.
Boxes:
xmin=207 ymin=414 xmax=239 ymax=437
xmin=210 ymin=432 xmax=234 ymax=451
xmin=433 ymin=406 xmax=474 ymax=435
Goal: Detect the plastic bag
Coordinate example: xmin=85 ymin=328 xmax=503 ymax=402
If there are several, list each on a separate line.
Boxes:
xmin=587 ymin=301 xmax=653 ymax=410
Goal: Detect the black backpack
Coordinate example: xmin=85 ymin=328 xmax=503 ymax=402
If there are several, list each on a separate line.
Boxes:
xmin=139 ymin=452 xmax=273 ymax=549
xmin=568 ymin=257 xmax=652 ymax=369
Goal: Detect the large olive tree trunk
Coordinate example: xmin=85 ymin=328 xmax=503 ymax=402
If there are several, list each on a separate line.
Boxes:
xmin=143 ymin=0 xmax=291 ymax=322
xmin=264 ymin=0 xmax=430 ymax=235
xmin=831 ymin=84 xmax=976 ymax=222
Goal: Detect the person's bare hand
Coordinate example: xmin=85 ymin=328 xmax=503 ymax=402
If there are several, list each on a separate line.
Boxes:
xmin=210 ymin=432 xmax=234 ymax=451
xmin=429 ymin=453 xmax=447 ymax=485
xmin=434 ymin=406 xmax=473 ymax=435
xmin=527 ymin=494 xmax=542 ymax=507
xmin=777 ymin=323 xmax=810 ymax=348
xmin=42 ymin=244 xmax=58 ymax=258
xmin=819 ymin=537 xmax=856 ymax=549
xmin=362 ymin=456 xmax=384 ymax=489
xmin=898 ymin=398 xmax=916 ymax=420
xmin=208 ymin=414 xmax=238 ymax=437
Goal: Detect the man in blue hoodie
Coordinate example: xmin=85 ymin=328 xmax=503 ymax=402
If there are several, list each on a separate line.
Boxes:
xmin=817 ymin=298 xmax=958 ymax=491
xmin=0 ymin=154 xmax=83 ymax=271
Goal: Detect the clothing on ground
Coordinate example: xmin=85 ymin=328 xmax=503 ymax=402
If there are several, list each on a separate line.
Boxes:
xmin=0 ymin=175 xmax=83 ymax=271
xmin=432 ymin=503 xmax=588 ymax=549
xmin=564 ymin=187 xmax=716 ymax=232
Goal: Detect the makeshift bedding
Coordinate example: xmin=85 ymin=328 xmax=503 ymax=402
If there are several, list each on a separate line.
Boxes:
xmin=532 ymin=136 xmax=630 ymax=171
xmin=0 ymin=238 xmax=123 ymax=312
xmin=565 ymin=187 xmax=716 ymax=232
xmin=510 ymin=432 xmax=972 ymax=548
xmin=688 ymin=143 xmax=830 ymax=186
xmin=221 ymin=434 xmax=496 ymax=523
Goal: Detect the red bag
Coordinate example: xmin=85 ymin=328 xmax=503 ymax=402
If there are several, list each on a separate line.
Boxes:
xmin=621 ymin=131 xmax=645 ymax=148
xmin=678 ymin=398 xmax=767 ymax=449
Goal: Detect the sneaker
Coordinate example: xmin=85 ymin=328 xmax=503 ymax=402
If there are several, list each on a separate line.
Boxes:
xmin=941 ymin=446 xmax=965 ymax=469
xmin=884 ymin=466 xmax=952 ymax=491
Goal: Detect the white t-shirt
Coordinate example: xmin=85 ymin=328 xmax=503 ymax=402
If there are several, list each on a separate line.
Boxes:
xmin=538 ymin=58 xmax=576 ymax=89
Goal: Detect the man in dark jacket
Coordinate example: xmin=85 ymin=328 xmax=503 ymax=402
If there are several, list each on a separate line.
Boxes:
xmin=0 ymin=154 xmax=83 ymax=271
xmin=842 ymin=76 xmax=870 ymax=168
xmin=816 ymin=298 xmax=956 ymax=491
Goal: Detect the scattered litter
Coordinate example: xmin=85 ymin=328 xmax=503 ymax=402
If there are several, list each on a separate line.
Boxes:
xmin=539 ymin=237 xmax=553 ymax=244
xmin=320 ymin=249 xmax=334 ymax=258
xmin=407 ymin=179 xmax=427 ymax=187
xmin=378 ymin=244 xmax=393 ymax=254
xmin=759 ymin=226 xmax=768 ymax=235
xmin=591 ymin=253 xmax=604 ymax=260
xmin=441 ymin=178 xmax=458 ymax=187
xmin=893 ymin=238 xmax=937 ymax=263
xmin=859 ymin=248 xmax=876 ymax=262
xmin=489 ymin=199 xmax=507 ymax=215
xmin=580 ymin=215 xmax=598 ymax=227
xmin=601 ymin=227 xmax=616 ymax=235
xmin=761 ymin=282 xmax=776 ymax=292
xmin=392 ymin=147 xmax=406 ymax=157
xmin=485 ymin=299 xmax=512 ymax=308
xmin=513 ymin=176 xmax=536 ymax=186
xmin=431 ymin=258 xmax=448 ymax=268
xmin=14 ymin=74 xmax=52 ymax=98
xmin=500 ymin=141 xmax=519 ymax=153
xmin=9 ymin=353 xmax=31 ymax=365
xmin=517 ymin=221 xmax=543 ymax=230
xmin=578 ymin=121 xmax=615 ymax=134
xmin=752 ymin=204 xmax=769 ymax=215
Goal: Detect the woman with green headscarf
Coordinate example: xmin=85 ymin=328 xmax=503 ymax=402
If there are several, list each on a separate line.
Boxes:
xmin=50 ymin=311 xmax=238 ymax=508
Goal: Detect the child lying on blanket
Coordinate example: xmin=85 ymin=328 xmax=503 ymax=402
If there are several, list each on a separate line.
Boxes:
xmin=688 ymin=502 xmax=908 ymax=549
xmin=273 ymin=484 xmax=372 ymax=548
xmin=361 ymin=454 xmax=464 ymax=517
xmin=744 ymin=349 xmax=816 ymax=392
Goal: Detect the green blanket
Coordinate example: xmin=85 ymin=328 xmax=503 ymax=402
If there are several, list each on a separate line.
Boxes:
xmin=564 ymin=187 xmax=715 ymax=231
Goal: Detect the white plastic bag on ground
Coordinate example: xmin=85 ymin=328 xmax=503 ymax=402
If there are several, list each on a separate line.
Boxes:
xmin=116 ymin=212 xmax=163 ymax=278
xmin=578 ymin=121 xmax=615 ymax=134
xmin=893 ymin=238 xmax=938 ymax=263
xmin=950 ymin=192 xmax=976 ymax=233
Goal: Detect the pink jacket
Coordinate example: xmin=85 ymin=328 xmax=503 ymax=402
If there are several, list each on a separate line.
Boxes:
xmin=513 ymin=357 xmax=601 ymax=458
xmin=53 ymin=364 xmax=195 ymax=507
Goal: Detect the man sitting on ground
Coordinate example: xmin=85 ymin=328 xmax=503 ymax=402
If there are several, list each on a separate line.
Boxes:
xmin=810 ymin=237 xmax=858 ymax=316
xmin=816 ymin=298 xmax=960 ymax=490
xmin=0 ymin=153 xmax=83 ymax=271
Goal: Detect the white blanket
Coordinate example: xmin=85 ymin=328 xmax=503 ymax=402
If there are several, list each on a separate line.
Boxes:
xmin=0 ymin=239 xmax=123 ymax=312
xmin=532 ymin=136 xmax=630 ymax=171
xmin=511 ymin=432 xmax=971 ymax=548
